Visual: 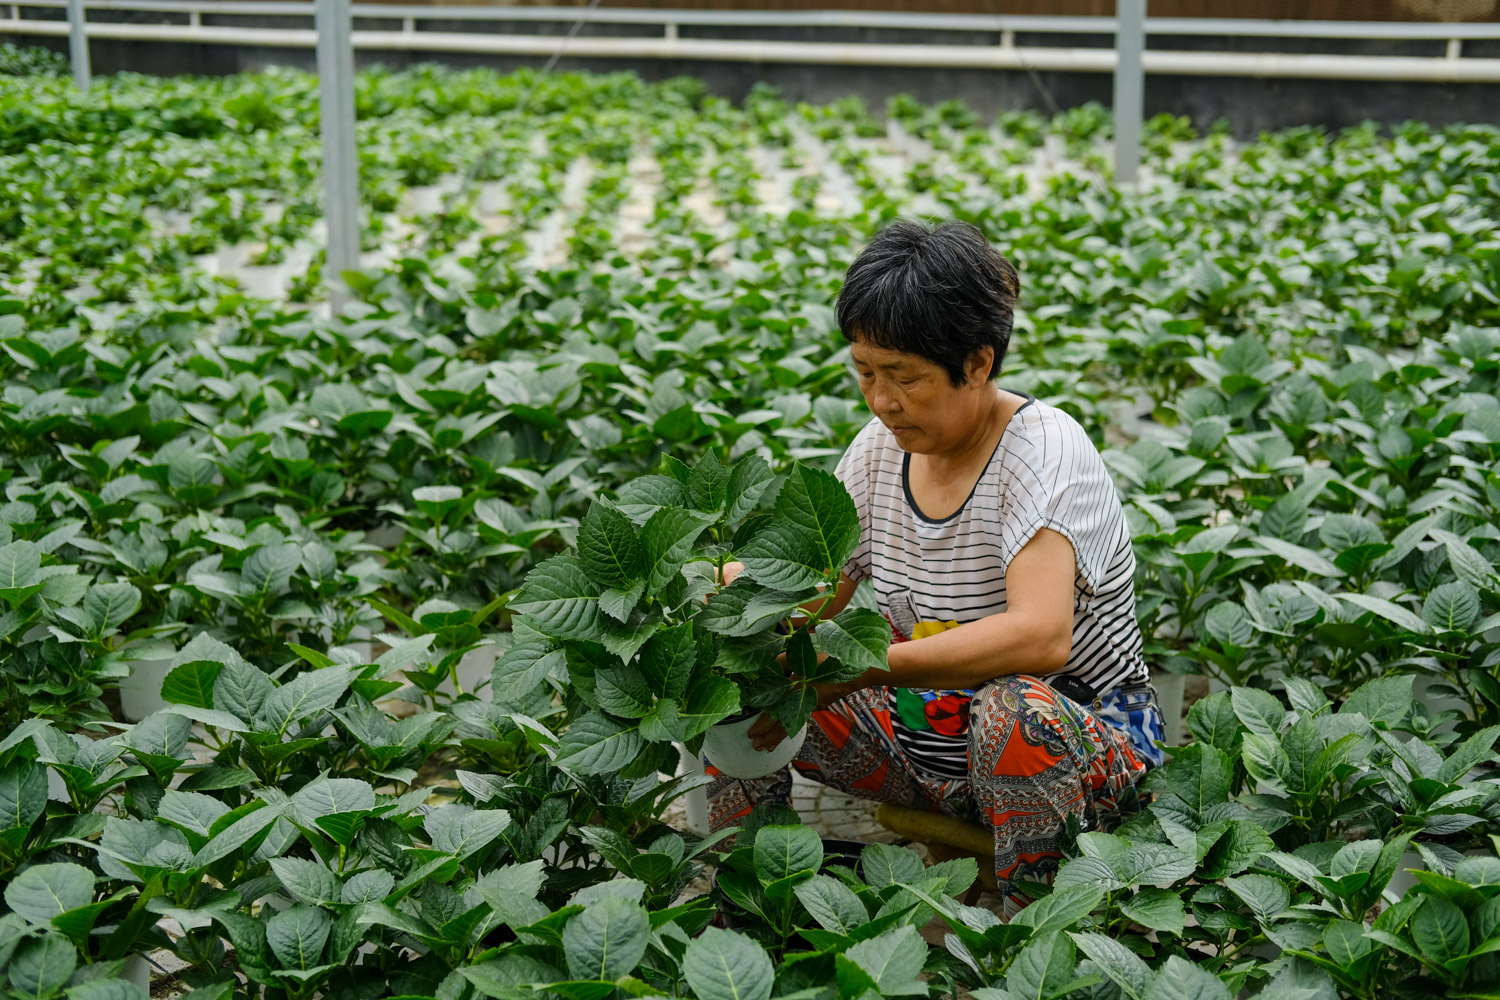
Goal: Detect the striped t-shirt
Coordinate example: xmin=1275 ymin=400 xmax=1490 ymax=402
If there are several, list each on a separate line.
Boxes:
xmin=834 ymin=393 xmax=1149 ymax=778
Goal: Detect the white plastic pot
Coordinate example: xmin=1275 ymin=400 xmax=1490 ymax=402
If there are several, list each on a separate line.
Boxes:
xmin=702 ymin=714 xmax=806 ymax=779
xmin=122 ymin=955 xmax=151 ymax=992
xmin=1150 ymin=668 xmax=1186 ymax=748
xmin=452 ymin=644 xmax=496 ymax=700
xmin=119 ymin=653 xmax=176 ymax=722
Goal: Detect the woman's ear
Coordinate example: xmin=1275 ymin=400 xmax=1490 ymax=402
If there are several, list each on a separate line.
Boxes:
xmin=966 ymin=347 xmax=995 ymax=386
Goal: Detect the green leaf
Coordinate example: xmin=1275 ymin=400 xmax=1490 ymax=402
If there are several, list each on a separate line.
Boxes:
xmin=157 ymin=790 xmax=230 ymax=843
xmin=0 ymin=760 xmax=47 ymax=830
xmin=861 ymin=842 xmax=924 ymax=890
xmin=270 ymin=857 xmax=342 ymax=906
xmin=1324 ymin=919 xmax=1376 ymax=968
xmin=1411 ymin=895 xmax=1469 ymax=963
xmin=243 ymin=543 xmax=300 ymax=594
xmin=424 ymin=806 xmax=511 ymax=860
xmin=638 ymin=625 xmax=696 ymax=700
xmin=726 ymin=455 xmax=774 ymax=523
xmin=562 ymin=896 xmax=649 ymax=982
xmin=1340 ymin=593 xmax=1431 ymax=635
xmin=1006 ymin=933 xmax=1078 ymax=1000
xmin=1150 ymin=956 xmax=1232 ymax=1000
xmin=0 ymin=539 xmax=41 ymax=590
xmin=845 ymin=925 xmax=927 ymax=994
xmin=577 ymin=503 xmax=644 ymax=591
xmin=810 ymin=607 xmax=889 ymax=677
xmin=688 ymin=452 xmax=730 ymax=513
xmin=511 ymin=554 xmax=604 ymax=642
xmin=1230 ymin=687 xmax=1285 ymax=737
xmin=1223 ymin=873 xmax=1289 ymax=924
xmin=257 ymin=666 xmax=353 ymax=733
xmin=1437 ymin=726 xmax=1500 ymax=783
xmin=83 ymin=582 xmax=140 ymax=637
xmin=192 ymin=803 xmax=281 ymax=868
xmin=343 ymin=869 xmax=395 ymax=905
xmin=1422 ymin=581 xmax=1481 ymax=633
xmin=682 ymin=927 xmax=773 ymax=1000
xmin=1119 ymin=886 xmax=1185 ymax=936
xmin=1069 ymin=932 xmax=1151 ymax=1000
xmin=265 ymin=904 xmax=332 ymax=971
xmin=7 ymin=932 xmax=76 ymax=999
xmin=1442 ymin=534 xmax=1497 ymax=590
xmin=640 ymin=507 xmax=712 ymax=595
xmin=160 ymin=660 xmax=222 ymax=710
xmin=555 ymin=714 xmax=644 ymax=775
xmin=1185 ymin=691 xmax=1239 ymax=750
xmin=1253 ymin=536 xmax=1341 ymax=578
xmin=1340 ymin=674 xmax=1414 ymax=728
xmin=4 ymin=863 xmax=93 ymax=926
xmin=738 ymin=465 xmax=859 ymax=591
xmin=753 ymin=824 xmax=822 ymax=886
xmin=595 ymin=663 xmax=655 ymax=719
xmin=793 ymin=874 xmax=867 ymax=934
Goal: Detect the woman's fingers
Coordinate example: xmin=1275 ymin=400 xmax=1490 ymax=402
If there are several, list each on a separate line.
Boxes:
xmin=747 ymin=712 xmax=787 ymax=751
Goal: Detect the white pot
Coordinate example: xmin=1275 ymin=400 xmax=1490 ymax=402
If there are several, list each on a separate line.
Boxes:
xmin=1151 ymin=669 xmax=1186 ymax=749
xmin=122 ymin=955 xmax=151 ymax=992
xmin=119 ymin=655 xmax=176 ymax=722
xmin=702 ymin=715 xmax=806 ymax=779
xmin=677 ymin=744 xmax=710 ymax=835
xmin=1413 ymin=674 xmax=1470 ymax=723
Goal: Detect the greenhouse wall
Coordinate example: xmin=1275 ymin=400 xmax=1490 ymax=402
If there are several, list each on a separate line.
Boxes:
xmin=6 ymin=19 xmax=1499 ymax=136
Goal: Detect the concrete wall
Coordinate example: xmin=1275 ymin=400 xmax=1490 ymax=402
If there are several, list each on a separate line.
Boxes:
xmin=7 ymin=20 xmax=1498 ymax=137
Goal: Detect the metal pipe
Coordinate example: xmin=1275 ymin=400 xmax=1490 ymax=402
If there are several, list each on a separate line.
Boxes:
xmin=65 ymin=0 xmax=89 ymax=88
xmin=1114 ymin=0 xmax=1145 ymax=188
xmin=13 ymin=1 xmax=1500 ymax=40
xmin=315 ymin=0 xmax=358 ymax=304
xmin=9 ymin=20 xmax=1500 ymax=83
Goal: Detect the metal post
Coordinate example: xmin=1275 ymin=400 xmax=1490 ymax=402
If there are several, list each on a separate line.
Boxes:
xmin=66 ymin=0 xmax=89 ymax=89
xmin=1113 ymin=0 xmax=1145 ymax=188
xmin=316 ymin=0 xmax=359 ymax=305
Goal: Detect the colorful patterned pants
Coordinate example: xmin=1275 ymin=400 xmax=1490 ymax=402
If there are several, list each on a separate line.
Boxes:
xmin=705 ymin=675 xmax=1151 ymax=920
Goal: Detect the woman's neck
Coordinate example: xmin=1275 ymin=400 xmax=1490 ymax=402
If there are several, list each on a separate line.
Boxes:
xmin=922 ymin=385 xmax=1010 ymax=481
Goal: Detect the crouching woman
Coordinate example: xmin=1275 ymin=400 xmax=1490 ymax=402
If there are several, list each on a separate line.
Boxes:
xmin=710 ymin=219 xmax=1165 ymax=919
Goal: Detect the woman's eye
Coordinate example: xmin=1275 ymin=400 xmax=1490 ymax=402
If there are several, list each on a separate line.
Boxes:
xmin=898 ymin=378 xmax=918 ymax=387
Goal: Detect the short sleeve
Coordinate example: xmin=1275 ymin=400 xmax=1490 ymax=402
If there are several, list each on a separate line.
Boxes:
xmin=833 ymin=421 xmax=880 ymax=583
xmin=996 ymin=411 xmax=1120 ymax=594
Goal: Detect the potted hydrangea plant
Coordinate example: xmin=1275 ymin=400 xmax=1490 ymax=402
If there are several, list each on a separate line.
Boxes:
xmin=500 ymin=454 xmax=890 ymax=780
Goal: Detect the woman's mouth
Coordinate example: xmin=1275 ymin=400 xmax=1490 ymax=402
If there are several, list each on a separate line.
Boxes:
xmin=890 ymin=425 xmax=914 ymax=436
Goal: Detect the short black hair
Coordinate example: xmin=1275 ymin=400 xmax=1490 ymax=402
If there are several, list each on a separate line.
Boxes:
xmin=835 ymin=219 xmax=1020 ymax=386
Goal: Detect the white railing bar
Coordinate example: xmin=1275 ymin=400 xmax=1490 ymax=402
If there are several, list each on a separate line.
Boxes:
xmin=6 ymin=19 xmax=1500 ymax=82
xmin=10 ymin=1 xmax=1500 ymax=41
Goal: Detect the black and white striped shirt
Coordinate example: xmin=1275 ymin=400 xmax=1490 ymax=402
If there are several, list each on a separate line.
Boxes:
xmin=835 ymin=395 xmax=1148 ymax=777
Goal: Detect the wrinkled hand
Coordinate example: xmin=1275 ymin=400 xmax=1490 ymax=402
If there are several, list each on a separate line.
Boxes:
xmin=748 ymin=681 xmax=852 ymax=751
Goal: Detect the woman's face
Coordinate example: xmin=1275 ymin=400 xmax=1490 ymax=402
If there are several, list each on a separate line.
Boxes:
xmin=849 ymin=338 xmax=995 ymax=455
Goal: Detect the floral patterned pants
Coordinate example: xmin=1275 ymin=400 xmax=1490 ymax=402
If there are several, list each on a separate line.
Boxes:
xmin=705 ymin=675 xmax=1152 ymax=919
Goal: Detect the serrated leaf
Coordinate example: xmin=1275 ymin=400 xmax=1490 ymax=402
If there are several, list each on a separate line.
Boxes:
xmin=265 ymin=904 xmax=332 ymax=971
xmin=1230 ymin=687 xmax=1285 ymax=737
xmin=1069 ymin=932 xmax=1151 ymax=1000
xmin=425 ymin=806 xmax=511 ymax=860
xmin=1119 ymin=886 xmax=1185 ymax=935
xmin=683 ymin=927 xmax=773 ymax=1000
xmin=793 ymin=875 xmax=867 ymax=934
xmin=555 ymin=714 xmax=644 ymax=775
xmin=511 ymin=554 xmax=604 ymax=642
xmin=562 ymin=895 xmax=649 ymax=982
xmin=1422 ymin=581 xmax=1480 ymax=633
xmin=726 ymin=455 xmax=774 ymax=523
xmin=160 ymin=660 xmax=222 ymax=710
xmin=754 ymin=824 xmax=822 ymax=885
xmin=270 ymin=856 xmax=342 ymax=906
xmin=1411 ymin=895 xmax=1469 ymax=963
xmin=640 ymin=507 xmax=712 ymax=594
xmin=738 ymin=465 xmax=859 ymax=591
xmin=577 ymin=503 xmax=644 ymax=591
xmin=3 ymin=863 xmax=93 ymax=926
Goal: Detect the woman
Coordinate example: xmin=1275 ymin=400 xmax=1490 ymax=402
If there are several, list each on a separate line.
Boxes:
xmin=710 ymin=218 xmax=1165 ymax=919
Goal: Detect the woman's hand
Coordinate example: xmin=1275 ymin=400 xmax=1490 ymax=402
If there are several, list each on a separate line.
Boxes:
xmin=747 ymin=680 xmax=856 ymax=751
